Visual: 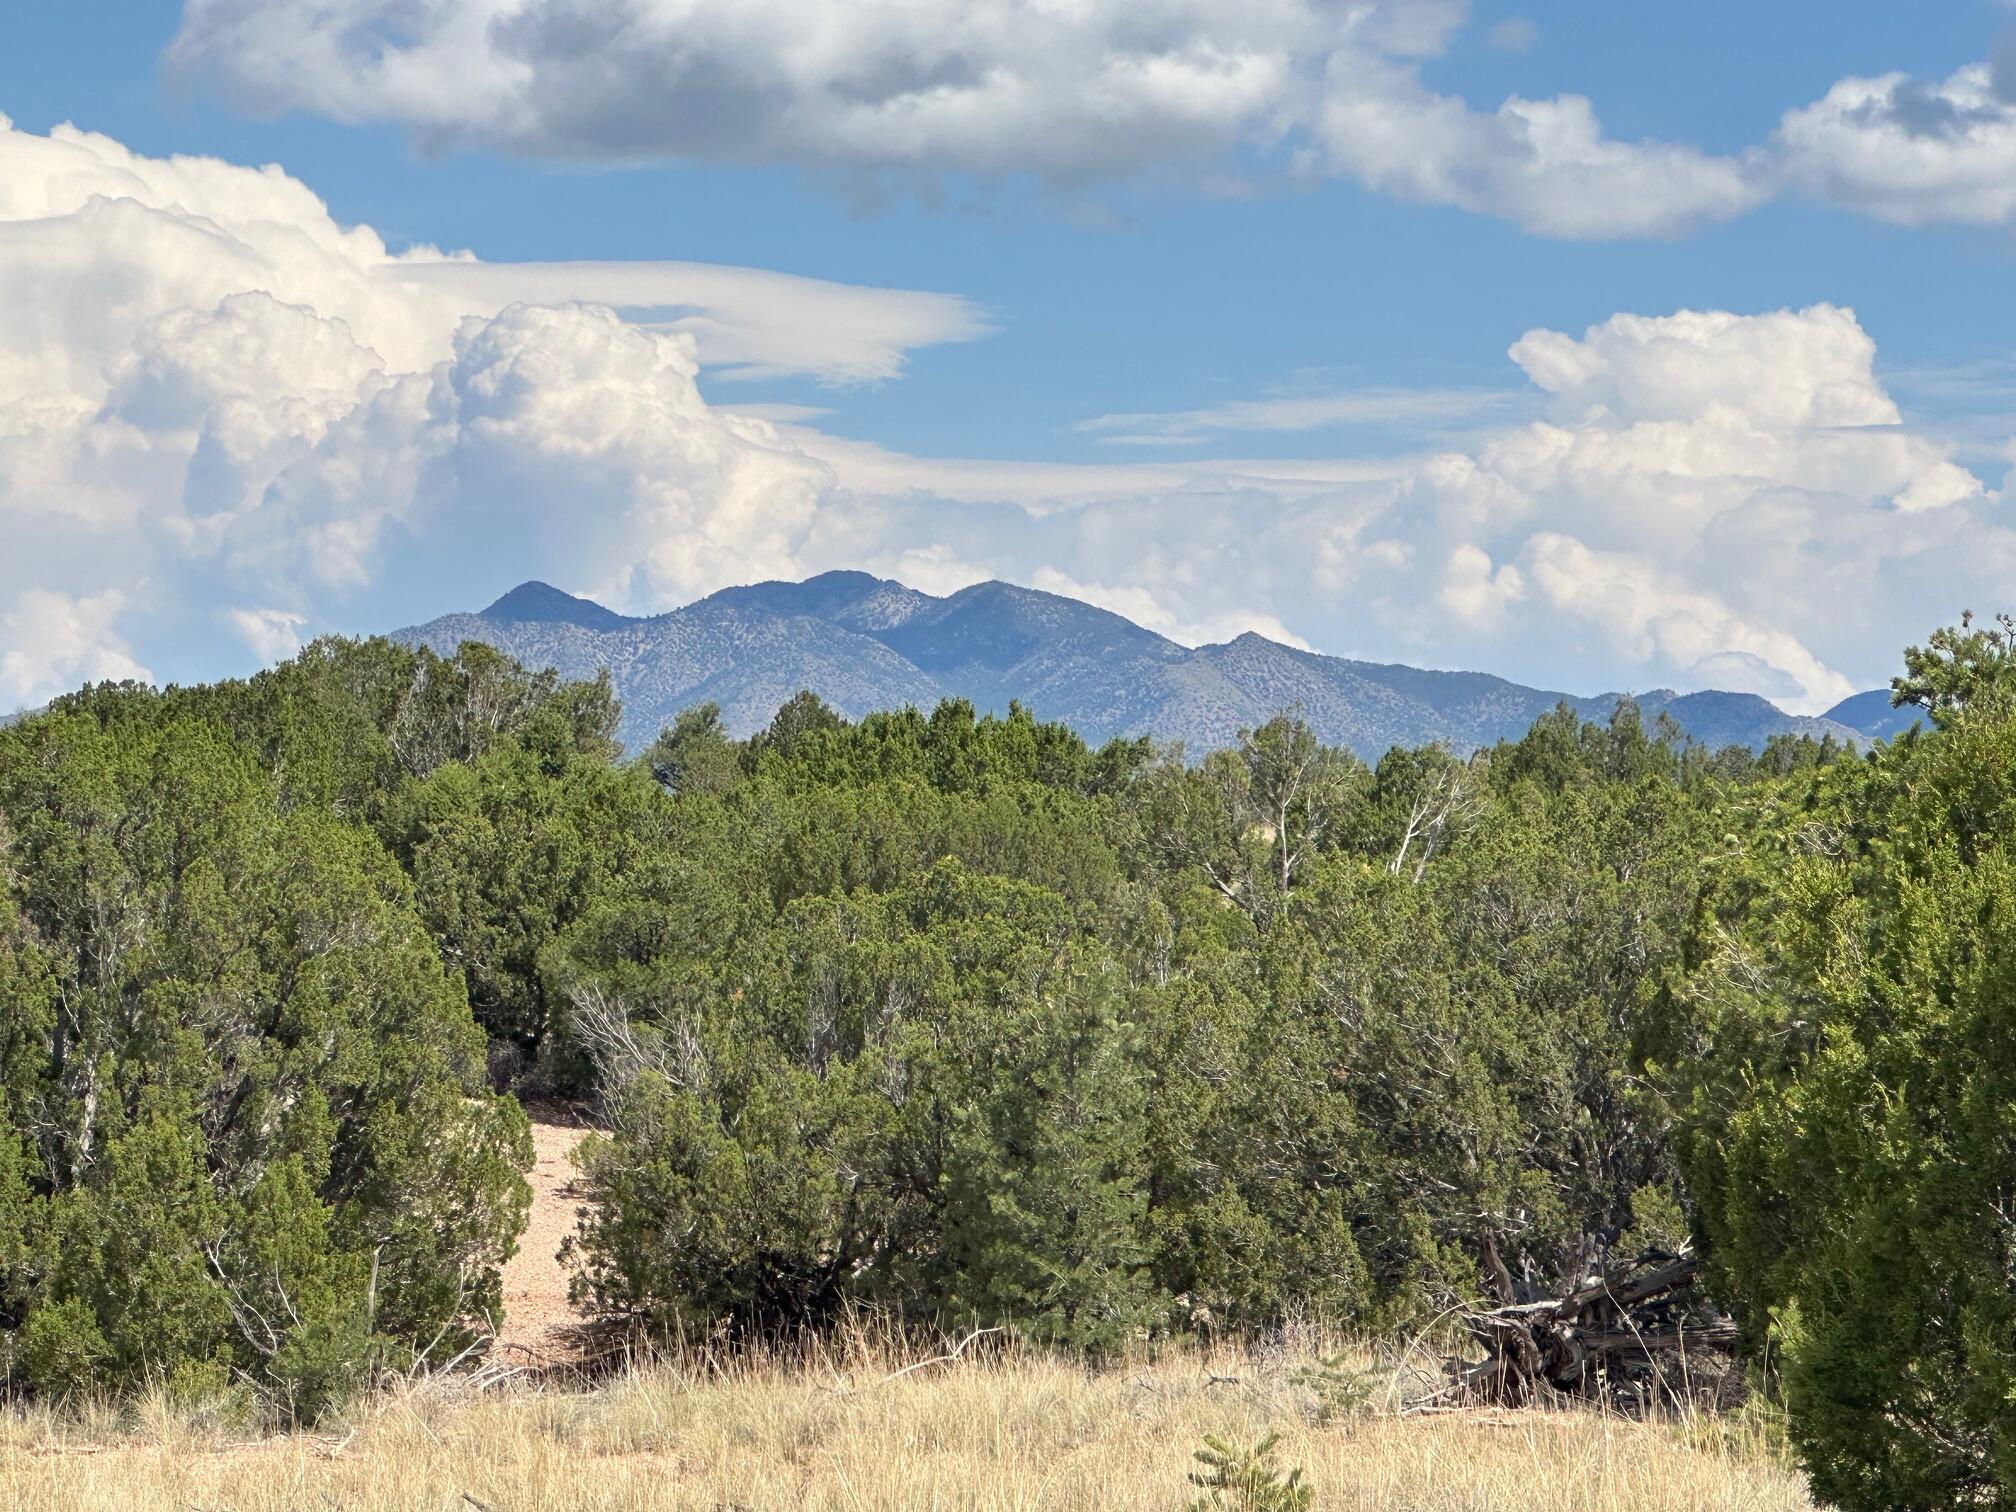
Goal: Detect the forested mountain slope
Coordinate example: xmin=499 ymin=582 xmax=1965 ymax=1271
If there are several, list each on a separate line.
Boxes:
xmin=394 ymin=572 xmax=1868 ymax=755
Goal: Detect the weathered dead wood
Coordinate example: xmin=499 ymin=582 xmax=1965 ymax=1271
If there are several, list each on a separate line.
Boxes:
xmin=1427 ymin=1248 xmax=1739 ymax=1411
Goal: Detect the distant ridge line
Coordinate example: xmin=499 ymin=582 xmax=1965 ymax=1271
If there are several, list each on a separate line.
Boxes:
xmin=393 ymin=571 xmax=1881 ymax=758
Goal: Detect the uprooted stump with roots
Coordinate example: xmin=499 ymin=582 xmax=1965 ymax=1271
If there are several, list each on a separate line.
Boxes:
xmin=1433 ymin=1249 xmax=1741 ymax=1412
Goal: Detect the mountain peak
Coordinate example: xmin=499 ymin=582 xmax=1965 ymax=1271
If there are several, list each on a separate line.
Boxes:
xmin=700 ymin=571 xmax=937 ymax=630
xmin=799 ymin=569 xmax=889 ymax=592
xmin=480 ymin=581 xmax=631 ymax=632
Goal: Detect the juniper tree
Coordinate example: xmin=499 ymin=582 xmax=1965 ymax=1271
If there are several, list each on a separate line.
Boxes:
xmin=1674 ymin=622 xmax=2016 ymax=1507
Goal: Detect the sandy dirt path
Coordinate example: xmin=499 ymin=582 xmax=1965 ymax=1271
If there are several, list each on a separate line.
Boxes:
xmin=494 ymin=1118 xmax=593 ymax=1366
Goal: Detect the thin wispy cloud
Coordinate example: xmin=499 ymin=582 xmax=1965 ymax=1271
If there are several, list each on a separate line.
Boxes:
xmin=1074 ymin=386 xmax=1527 ymax=446
xmin=1880 ymin=356 xmax=2016 ymax=461
xmin=715 ymin=403 xmax=839 ymax=425
xmin=1884 ymin=355 xmax=2016 ymax=404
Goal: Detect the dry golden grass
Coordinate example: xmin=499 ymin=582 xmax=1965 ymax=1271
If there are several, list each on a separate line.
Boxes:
xmin=0 ymin=1333 xmax=1813 ymax=1511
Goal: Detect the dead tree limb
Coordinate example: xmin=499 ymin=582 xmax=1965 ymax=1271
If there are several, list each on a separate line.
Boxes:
xmin=1427 ymin=1249 xmax=1738 ymax=1410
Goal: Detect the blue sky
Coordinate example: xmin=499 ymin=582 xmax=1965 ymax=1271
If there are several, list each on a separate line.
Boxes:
xmin=3 ymin=1 xmax=2016 ymax=713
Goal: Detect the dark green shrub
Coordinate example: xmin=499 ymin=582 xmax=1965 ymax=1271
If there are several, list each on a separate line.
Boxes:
xmin=14 ymin=1296 xmax=109 ymax=1399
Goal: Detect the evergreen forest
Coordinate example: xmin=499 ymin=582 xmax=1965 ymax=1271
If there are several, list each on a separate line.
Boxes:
xmin=1 ymin=619 xmax=2013 ymax=1508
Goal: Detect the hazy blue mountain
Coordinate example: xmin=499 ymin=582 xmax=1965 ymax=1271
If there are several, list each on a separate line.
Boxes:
xmin=480 ymin=580 xmax=632 ymax=632
xmin=391 ymin=571 xmax=1866 ymax=757
xmin=1823 ymin=688 xmax=1925 ymax=739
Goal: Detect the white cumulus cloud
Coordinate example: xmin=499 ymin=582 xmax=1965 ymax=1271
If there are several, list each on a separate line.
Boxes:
xmin=0 ymin=113 xmax=975 ymax=700
xmin=228 ymin=607 xmax=309 ymax=662
xmin=1776 ymin=64 xmax=2016 ymax=225
xmin=168 ymin=0 xmax=1762 ymax=240
xmin=1507 ymin=305 xmax=1901 ymax=430
xmin=1435 ymin=544 xmax=1524 ymax=630
xmin=164 ymin=4 xmax=2016 ymax=236
xmin=1520 ymin=533 xmax=1856 ymax=711
xmin=2 ymin=590 xmax=151 ymax=707
xmin=169 ymin=0 xmax=1389 ymax=177
xmin=1312 ymin=59 xmax=1763 ymax=239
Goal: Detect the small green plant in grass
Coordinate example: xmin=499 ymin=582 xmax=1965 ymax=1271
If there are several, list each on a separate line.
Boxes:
xmin=1288 ymin=1353 xmax=1375 ymax=1426
xmin=1187 ymin=1431 xmax=1314 ymax=1511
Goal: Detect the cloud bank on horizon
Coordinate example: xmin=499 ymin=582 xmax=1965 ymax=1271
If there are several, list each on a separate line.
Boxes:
xmin=165 ymin=0 xmax=2016 ymax=238
xmin=0 ymin=110 xmax=2008 ymax=720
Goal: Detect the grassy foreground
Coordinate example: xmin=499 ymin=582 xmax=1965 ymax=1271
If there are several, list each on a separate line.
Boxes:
xmin=1 ymin=1338 xmax=1812 ymax=1511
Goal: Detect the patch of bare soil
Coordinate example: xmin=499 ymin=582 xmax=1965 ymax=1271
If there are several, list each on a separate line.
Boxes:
xmin=493 ymin=1115 xmax=594 ymax=1367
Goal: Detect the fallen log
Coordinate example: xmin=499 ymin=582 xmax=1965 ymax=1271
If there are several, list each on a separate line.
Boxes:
xmin=1433 ymin=1248 xmax=1740 ymax=1410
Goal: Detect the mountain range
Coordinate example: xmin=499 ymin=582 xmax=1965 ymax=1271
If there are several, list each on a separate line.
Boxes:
xmin=392 ymin=572 xmax=1898 ymax=758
